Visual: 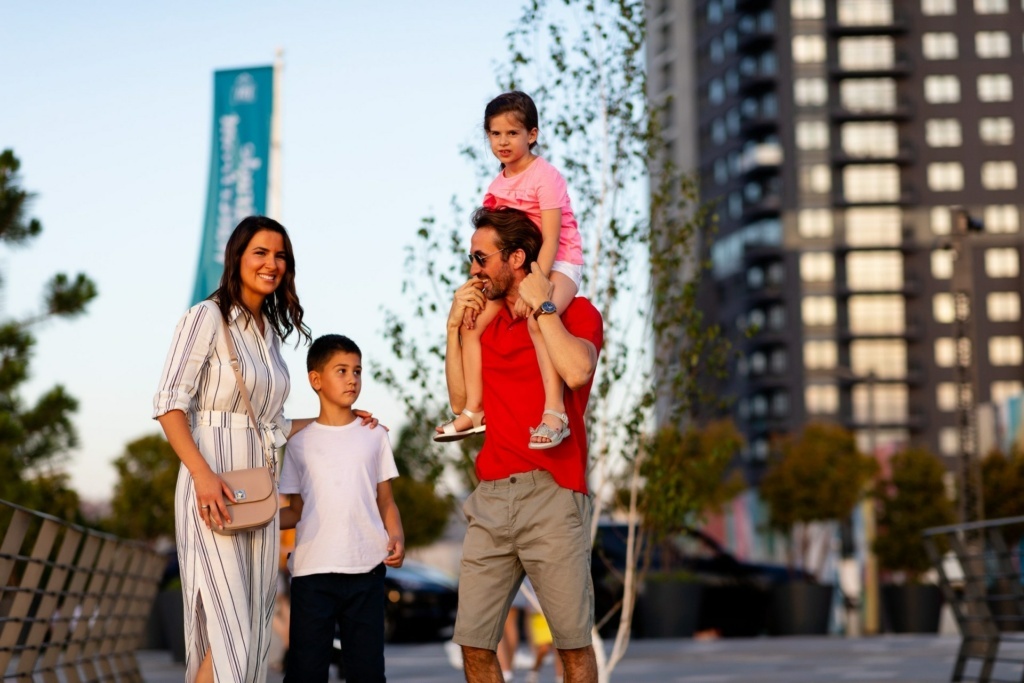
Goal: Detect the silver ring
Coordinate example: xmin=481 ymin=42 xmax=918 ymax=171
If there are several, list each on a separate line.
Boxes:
xmin=201 ymin=505 xmax=210 ymax=510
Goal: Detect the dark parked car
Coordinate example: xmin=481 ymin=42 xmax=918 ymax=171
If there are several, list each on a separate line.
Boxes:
xmin=592 ymin=522 xmax=810 ymax=637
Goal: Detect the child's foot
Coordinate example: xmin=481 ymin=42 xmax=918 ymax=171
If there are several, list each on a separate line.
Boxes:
xmin=529 ymin=409 xmax=570 ymax=450
xmin=434 ymin=408 xmax=486 ymax=442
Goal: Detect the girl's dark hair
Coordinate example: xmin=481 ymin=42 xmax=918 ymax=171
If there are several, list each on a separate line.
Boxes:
xmin=213 ymin=215 xmax=311 ymax=345
xmin=483 ymin=91 xmax=540 ymax=151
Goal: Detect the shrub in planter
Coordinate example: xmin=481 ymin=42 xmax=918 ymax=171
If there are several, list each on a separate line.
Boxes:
xmin=759 ymin=423 xmax=877 ymax=634
xmin=873 ymin=446 xmax=954 ymax=633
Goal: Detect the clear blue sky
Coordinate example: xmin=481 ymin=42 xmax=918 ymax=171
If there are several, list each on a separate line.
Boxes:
xmin=2 ymin=1 xmax=524 ymax=500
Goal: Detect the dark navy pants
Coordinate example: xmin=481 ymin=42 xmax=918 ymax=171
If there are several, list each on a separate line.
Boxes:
xmin=285 ymin=564 xmax=386 ymax=683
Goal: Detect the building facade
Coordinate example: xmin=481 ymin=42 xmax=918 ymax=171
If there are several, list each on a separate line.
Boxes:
xmin=648 ymin=0 xmax=1024 ymax=472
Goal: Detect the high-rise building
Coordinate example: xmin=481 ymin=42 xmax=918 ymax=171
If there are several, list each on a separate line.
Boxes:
xmin=648 ymin=0 xmax=1024 ymax=473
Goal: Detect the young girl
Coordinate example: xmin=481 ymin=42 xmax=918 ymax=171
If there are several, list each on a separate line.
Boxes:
xmin=435 ymin=91 xmax=583 ymax=448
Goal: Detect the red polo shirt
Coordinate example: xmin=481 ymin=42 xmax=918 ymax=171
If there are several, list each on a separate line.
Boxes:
xmin=476 ymin=297 xmax=604 ymax=493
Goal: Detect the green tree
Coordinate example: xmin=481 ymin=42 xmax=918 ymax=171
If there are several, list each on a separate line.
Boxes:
xmin=105 ymin=434 xmax=179 ymax=541
xmin=760 ymin=422 xmax=878 ymax=575
xmin=390 ymin=423 xmax=453 ymax=549
xmin=981 ymin=447 xmax=1024 ymax=546
xmin=873 ymin=446 xmax=955 ymax=581
xmin=0 ymin=149 xmax=97 ymax=519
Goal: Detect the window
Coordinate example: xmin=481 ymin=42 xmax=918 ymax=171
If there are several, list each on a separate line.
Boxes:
xmin=793 ymin=35 xmax=827 ymax=63
xmin=711 ymin=119 xmax=727 ymax=144
xmin=771 ymin=391 xmax=789 ymax=417
xmin=980 ymin=117 xmax=1014 ymax=145
xmin=847 ymin=251 xmax=903 ymax=291
xmin=849 ymin=295 xmax=905 ymax=333
xmin=709 ymin=78 xmax=725 ymax=105
xmin=710 ymin=38 xmax=724 ymax=63
xmin=802 ymin=297 xmax=837 ymax=325
xmin=935 ymin=338 xmax=958 ymax=367
xmin=804 ymin=340 xmax=837 ymax=369
xmin=925 ymin=75 xmax=960 ymax=103
xmin=937 ymin=383 xmax=958 ymax=411
xmin=771 ymin=349 xmax=788 ymax=374
xmin=714 ymin=158 xmax=728 ymax=185
xmin=922 ymin=0 xmax=955 ymax=13
xmin=933 ymin=293 xmax=956 ymax=323
xmin=976 ymin=31 xmax=1011 ymax=58
xmin=844 ymin=164 xmax=900 ymax=202
xmin=728 ymin=192 xmax=743 ymax=218
xmin=838 ymin=0 xmax=893 ymax=25
xmin=939 ymin=427 xmax=959 ymax=457
xmin=851 ymin=339 xmax=906 ymax=378
xmin=801 ymin=252 xmax=834 ymax=281
xmin=707 ymin=0 xmax=723 ymax=22
xmin=841 ymin=79 xmax=896 ymax=112
xmin=839 ymin=37 xmax=894 ymax=69
xmin=985 ymin=205 xmax=1019 ymax=233
xmin=800 ymin=164 xmax=832 ymax=193
xmin=989 ymin=337 xmax=1022 ymax=366
xmin=794 ymin=78 xmax=828 ymax=106
xmin=923 ymin=33 xmax=958 ymax=60
xmin=806 ymin=384 xmax=839 ymax=414
xmin=974 ymin=0 xmax=1008 ymax=12
xmin=991 ymin=381 xmax=1023 ymax=405
xmin=842 ymin=122 xmax=898 ymax=156
xmin=925 ymin=119 xmax=962 ymax=147
xmin=928 ymin=162 xmax=964 ymax=192
xmin=978 ymin=74 xmax=1012 ymax=102
xmin=985 ymin=248 xmax=1019 ymax=277
xmin=932 ymin=249 xmax=954 ymax=279
xmin=987 ymin=292 xmax=1020 ymax=321
xmin=854 ymin=384 xmax=907 ymax=422
xmin=792 ymin=0 xmax=825 ymax=19
xmin=981 ymin=161 xmax=1017 ymax=190
xmin=931 ymin=206 xmax=952 ymax=235
xmin=796 ymin=120 xmax=830 ymax=150
xmin=799 ymin=209 xmax=833 ymax=237
xmin=846 ymin=207 xmax=902 ymax=246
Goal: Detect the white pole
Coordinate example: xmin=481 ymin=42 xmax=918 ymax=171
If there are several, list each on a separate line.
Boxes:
xmin=268 ymin=48 xmax=284 ymax=220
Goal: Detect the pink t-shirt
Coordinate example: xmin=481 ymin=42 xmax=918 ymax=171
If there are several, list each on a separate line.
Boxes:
xmin=483 ymin=156 xmax=584 ymax=265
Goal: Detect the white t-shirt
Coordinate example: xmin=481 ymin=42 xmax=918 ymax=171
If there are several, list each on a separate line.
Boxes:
xmin=279 ymin=421 xmax=399 ymax=576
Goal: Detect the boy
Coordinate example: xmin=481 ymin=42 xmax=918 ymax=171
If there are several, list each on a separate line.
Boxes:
xmin=279 ymin=334 xmax=405 ymax=683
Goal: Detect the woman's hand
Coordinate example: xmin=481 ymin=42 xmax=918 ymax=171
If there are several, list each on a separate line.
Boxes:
xmin=193 ymin=467 xmax=235 ymax=531
xmin=354 ymin=409 xmax=387 ymax=431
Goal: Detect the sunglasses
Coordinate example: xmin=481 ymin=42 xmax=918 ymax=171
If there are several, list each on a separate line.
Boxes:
xmin=467 ymin=247 xmax=507 ymax=267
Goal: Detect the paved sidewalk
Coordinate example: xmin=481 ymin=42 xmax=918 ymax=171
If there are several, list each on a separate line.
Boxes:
xmin=137 ymin=634 xmax=963 ymax=682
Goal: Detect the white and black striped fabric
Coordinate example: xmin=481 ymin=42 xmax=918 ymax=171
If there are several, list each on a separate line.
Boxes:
xmin=154 ymin=300 xmax=292 ymax=683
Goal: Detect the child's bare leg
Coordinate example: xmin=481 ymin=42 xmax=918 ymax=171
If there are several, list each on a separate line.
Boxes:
xmin=529 ymin=272 xmax=579 ymax=443
xmin=441 ymin=299 xmax=501 ymax=433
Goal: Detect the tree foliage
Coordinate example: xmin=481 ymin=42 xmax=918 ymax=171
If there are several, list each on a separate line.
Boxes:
xmin=0 ymin=149 xmax=97 ymax=519
xmin=104 ymin=434 xmax=179 ymax=541
xmin=760 ymin=422 xmax=877 ymax=573
xmin=981 ymin=447 xmax=1024 ymax=546
xmin=873 ymin=446 xmax=955 ymax=581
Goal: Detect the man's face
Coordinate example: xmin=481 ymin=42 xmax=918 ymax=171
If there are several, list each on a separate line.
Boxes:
xmin=469 ymin=226 xmax=515 ymax=301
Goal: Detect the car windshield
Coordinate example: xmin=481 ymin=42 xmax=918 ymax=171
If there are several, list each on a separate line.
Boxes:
xmin=387 ymin=561 xmax=458 ymax=589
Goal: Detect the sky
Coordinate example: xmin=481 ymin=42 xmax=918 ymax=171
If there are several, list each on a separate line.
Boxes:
xmin=2 ymin=1 xmax=526 ymax=501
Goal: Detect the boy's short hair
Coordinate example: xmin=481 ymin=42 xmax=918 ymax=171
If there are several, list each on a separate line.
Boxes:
xmin=307 ymin=334 xmax=362 ymax=372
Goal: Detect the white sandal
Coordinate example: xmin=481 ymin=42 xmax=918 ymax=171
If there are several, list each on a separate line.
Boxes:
xmin=529 ymin=409 xmax=570 ymax=450
xmin=434 ymin=408 xmax=486 ymax=442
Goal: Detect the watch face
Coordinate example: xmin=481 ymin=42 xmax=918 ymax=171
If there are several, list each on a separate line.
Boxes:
xmin=541 ymin=301 xmax=557 ymax=314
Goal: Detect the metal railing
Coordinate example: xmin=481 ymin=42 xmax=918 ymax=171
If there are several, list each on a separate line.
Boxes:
xmin=0 ymin=499 xmax=165 ymax=681
xmin=925 ymin=516 xmax=1024 ymax=683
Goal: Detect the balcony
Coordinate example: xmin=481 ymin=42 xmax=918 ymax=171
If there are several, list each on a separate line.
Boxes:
xmin=831 ymin=142 xmax=915 ymax=166
xmin=739 ymin=143 xmax=783 ymax=176
xmin=832 ymin=185 xmax=917 ymax=208
xmin=829 ymin=53 xmax=912 ymax=79
xmin=830 ymin=99 xmax=914 ymax=122
xmin=742 ymin=194 xmax=782 ymax=220
xmin=741 ymin=112 xmax=779 ymax=136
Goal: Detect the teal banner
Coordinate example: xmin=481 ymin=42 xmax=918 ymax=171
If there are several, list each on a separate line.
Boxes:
xmin=191 ymin=66 xmax=274 ymax=304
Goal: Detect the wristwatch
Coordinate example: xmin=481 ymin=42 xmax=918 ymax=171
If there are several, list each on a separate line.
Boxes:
xmin=533 ymin=301 xmax=557 ymax=319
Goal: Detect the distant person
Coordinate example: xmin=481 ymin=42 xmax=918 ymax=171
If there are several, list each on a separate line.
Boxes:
xmin=435 ymin=91 xmax=584 ymax=450
xmin=441 ymin=207 xmax=603 ymax=683
xmin=279 ymin=334 xmax=405 ymax=683
xmin=154 ymin=216 xmax=313 ymax=683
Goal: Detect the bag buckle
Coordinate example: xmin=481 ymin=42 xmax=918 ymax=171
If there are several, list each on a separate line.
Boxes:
xmin=234 ymin=489 xmax=247 ymax=501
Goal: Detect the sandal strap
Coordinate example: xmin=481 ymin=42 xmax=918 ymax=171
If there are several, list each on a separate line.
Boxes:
xmin=541 ymin=409 xmax=569 ymax=426
xmin=461 ymin=408 xmax=485 ymax=428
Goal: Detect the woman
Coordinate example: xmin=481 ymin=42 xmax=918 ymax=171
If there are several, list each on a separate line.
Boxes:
xmin=153 ymin=216 xmax=310 ymax=683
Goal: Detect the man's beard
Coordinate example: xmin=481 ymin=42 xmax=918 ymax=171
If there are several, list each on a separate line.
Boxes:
xmin=482 ymin=264 xmax=514 ymax=300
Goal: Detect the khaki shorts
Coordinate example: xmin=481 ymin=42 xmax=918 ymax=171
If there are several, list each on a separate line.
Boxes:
xmin=453 ymin=470 xmax=594 ymax=651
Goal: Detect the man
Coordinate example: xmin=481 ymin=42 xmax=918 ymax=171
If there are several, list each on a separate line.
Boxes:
xmin=442 ymin=207 xmax=603 ymax=683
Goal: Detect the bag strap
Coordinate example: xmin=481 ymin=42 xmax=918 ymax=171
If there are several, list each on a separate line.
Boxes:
xmin=219 ymin=309 xmax=274 ymax=471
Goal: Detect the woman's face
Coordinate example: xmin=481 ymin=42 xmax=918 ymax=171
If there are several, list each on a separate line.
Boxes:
xmin=238 ymin=229 xmax=287 ymax=311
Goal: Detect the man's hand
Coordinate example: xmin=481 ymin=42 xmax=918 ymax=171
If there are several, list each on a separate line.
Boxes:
xmin=448 ymin=277 xmax=486 ymax=332
xmin=518 ymin=262 xmax=555 ymax=311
